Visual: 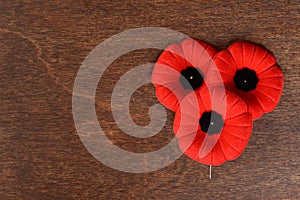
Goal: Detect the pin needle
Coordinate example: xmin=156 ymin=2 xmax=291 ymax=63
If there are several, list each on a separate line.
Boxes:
xmin=209 ymin=165 xmax=212 ymax=180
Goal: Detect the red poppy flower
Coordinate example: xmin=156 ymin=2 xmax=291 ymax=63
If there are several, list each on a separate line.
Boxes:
xmin=208 ymin=42 xmax=283 ymax=120
xmin=152 ymin=38 xmax=217 ymax=111
xmin=173 ymin=88 xmax=252 ymax=166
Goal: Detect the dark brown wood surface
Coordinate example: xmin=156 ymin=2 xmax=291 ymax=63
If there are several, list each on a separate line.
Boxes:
xmin=1 ymin=1 xmax=299 ymax=199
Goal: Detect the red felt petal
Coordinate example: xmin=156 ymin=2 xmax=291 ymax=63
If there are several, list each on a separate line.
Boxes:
xmin=152 ymin=63 xmax=187 ymax=111
xmin=258 ymin=64 xmax=283 ymax=79
xmin=173 ymin=91 xmax=201 ymax=135
xmin=254 ymin=81 xmax=283 ymax=113
xmin=209 ymin=88 xmax=227 ymax=116
xmin=219 ymin=129 xmax=250 ymax=160
xmin=178 ymin=86 xmax=212 ymax=113
xmin=219 ymin=112 xmax=252 ymax=160
xmin=197 ymin=48 xmax=216 ymax=74
xmin=225 ymin=93 xmax=248 ymax=120
xmin=227 ymin=42 xmax=245 ymax=69
xmin=223 ymin=123 xmax=252 ymax=140
xmin=155 ymin=86 xmax=180 ymax=111
xmin=258 ymin=79 xmax=283 ymax=91
xmin=156 ymin=51 xmax=183 ymax=72
xmin=248 ymin=44 xmax=276 ymax=73
xmin=195 ymin=40 xmax=217 ymax=57
xmin=152 ymin=63 xmax=180 ymax=86
xmin=180 ymin=38 xmax=196 ymax=66
xmin=211 ymin=142 xmax=227 ymax=166
xmin=213 ymin=50 xmax=238 ymax=74
xmin=253 ymin=89 xmax=277 ymax=112
xmin=175 ymin=114 xmax=200 ymax=152
xmin=189 ymin=141 xmax=227 ymax=166
xmin=182 ymin=132 xmax=205 ymax=158
xmin=225 ymin=111 xmax=252 ymax=127
xmin=208 ymin=50 xmax=238 ymax=91
xmin=198 ymin=134 xmax=220 ymax=159
xmin=227 ymin=42 xmax=277 ymax=74
xmin=238 ymin=92 xmax=264 ymax=120
xmin=180 ymin=39 xmax=216 ymax=75
xmin=192 ymin=87 xmax=227 ymax=117
xmin=179 ymin=133 xmax=200 ymax=153
xmin=196 ymin=87 xmax=212 ymax=112
xmin=240 ymin=42 xmax=257 ymax=68
xmin=164 ymin=43 xmax=187 ymax=66
xmin=207 ymin=69 xmax=236 ymax=91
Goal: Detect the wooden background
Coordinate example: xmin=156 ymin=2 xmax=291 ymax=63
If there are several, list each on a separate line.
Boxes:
xmin=1 ymin=0 xmax=299 ymax=199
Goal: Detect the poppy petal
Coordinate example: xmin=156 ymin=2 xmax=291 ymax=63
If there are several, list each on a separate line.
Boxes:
xmin=155 ymin=86 xmax=180 ymax=111
xmin=240 ymin=92 xmax=264 ymax=120
xmin=241 ymin=42 xmax=257 ymax=68
xmin=214 ymin=50 xmax=238 ymax=74
xmin=164 ymin=43 xmax=187 ymax=67
xmin=175 ymin=123 xmax=200 ymax=152
xmin=223 ymin=123 xmax=251 ymax=140
xmin=248 ymin=45 xmax=276 ymax=73
xmin=197 ymin=47 xmax=216 ymax=74
xmin=219 ymin=112 xmax=252 ymax=160
xmin=249 ymin=66 xmax=283 ymax=114
xmin=219 ymin=127 xmax=251 ymax=160
xmin=226 ymin=112 xmax=252 ymax=127
xmin=227 ymin=42 xmax=246 ymax=69
xmin=207 ymin=69 xmax=236 ymax=90
xmin=254 ymin=83 xmax=283 ymax=113
xmin=152 ymin=63 xmax=180 ymax=86
xmin=211 ymin=142 xmax=227 ymax=166
xmin=180 ymin=38 xmax=196 ymax=65
xmin=258 ymin=64 xmax=283 ymax=79
xmin=182 ymin=132 xmax=205 ymax=160
xmin=181 ymin=39 xmax=216 ymax=75
xmin=156 ymin=50 xmax=185 ymax=72
xmin=225 ymin=94 xmax=248 ymax=120
xmin=253 ymin=89 xmax=278 ymax=112
xmin=198 ymin=134 xmax=220 ymax=159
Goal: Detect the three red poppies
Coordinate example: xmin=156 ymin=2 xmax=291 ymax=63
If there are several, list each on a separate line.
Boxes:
xmin=152 ymin=39 xmax=283 ymax=166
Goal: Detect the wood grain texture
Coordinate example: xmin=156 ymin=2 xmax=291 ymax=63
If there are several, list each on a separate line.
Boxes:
xmin=0 ymin=0 xmax=299 ymax=199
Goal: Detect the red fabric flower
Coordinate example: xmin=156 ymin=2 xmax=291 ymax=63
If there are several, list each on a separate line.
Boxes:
xmin=152 ymin=38 xmax=217 ymax=111
xmin=173 ymin=88 xmax=252 ymax=166
xmin=209 ymin=42 xmax=283 ymax=120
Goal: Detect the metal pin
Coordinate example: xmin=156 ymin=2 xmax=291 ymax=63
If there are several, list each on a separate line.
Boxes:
xmin=209 ymin=165 xmax=212 ymax=180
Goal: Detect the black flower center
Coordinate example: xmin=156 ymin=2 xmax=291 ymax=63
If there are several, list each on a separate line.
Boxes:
xmin=234 ymin=68 xmax=259 ymax=92
xmin=199 ymin=111 xmax=224 ymax=135
xmin=179 ymin=67 xmax=204 ymax=90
